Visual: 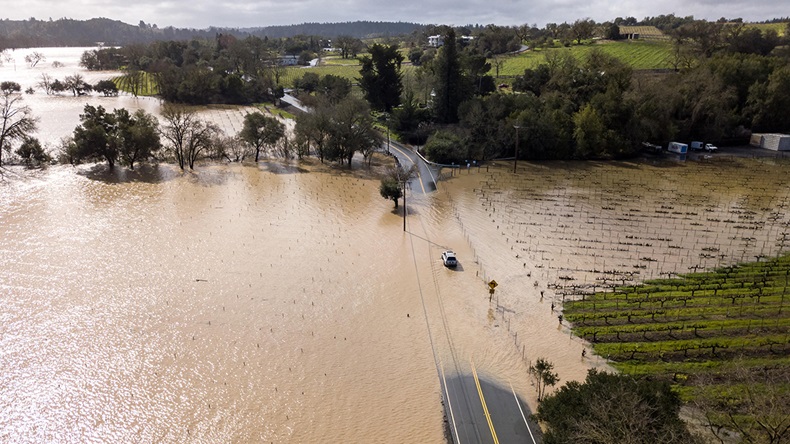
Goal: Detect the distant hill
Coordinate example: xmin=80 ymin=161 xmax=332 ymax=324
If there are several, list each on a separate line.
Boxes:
xmin=241 ymin=21 xmax=425 ymax=39
xmin=0 ymin=18 xmax=425 ymax=48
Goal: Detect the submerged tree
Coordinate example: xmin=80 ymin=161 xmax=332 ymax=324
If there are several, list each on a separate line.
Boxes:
xmin=529 ymin=357 xmax=559 ymax=402
xmin=379 ymin=174 xmax=403 ymax=208
xmin=70 ymin=105 xmax=119 ymax=169
xmin=15 ymin=136 xmax=50 ymax=165
xmin=0 ymin=82 xmax=38 ymax=167
xmin=160 ymin=104 xmax=219 ymax=170
xmin=239 ymin=111 xmax=285 ymax=162
xmin=115 ymin=108 xmax=161 ymax=169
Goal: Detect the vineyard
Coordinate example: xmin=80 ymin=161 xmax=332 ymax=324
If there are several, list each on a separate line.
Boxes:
xmin=564 ymin=254 xmax=790 ymax=393
xmin=112 ymin=71 xmax=159 ymax=96
xmin=496 ymin=39 xmax=673 ymax=76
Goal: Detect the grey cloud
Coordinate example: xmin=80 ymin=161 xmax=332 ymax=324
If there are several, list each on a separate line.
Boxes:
xmin=3 ymin=0 xmax=788 ymax=29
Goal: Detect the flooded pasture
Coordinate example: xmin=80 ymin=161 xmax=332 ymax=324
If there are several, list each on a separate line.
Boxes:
xmin=1 ymin=163 xmax=446 ymax=442
xmin=441 ymin=157 xmax=790 ymax=389
xmin=3 ymin=47 xmax=790 ymax=443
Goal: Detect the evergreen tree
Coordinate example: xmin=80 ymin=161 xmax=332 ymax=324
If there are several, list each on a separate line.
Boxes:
xmin=358 ymin=44 xmax=404 ymax=112
xmin=432 ymin=29 xmax=467 ymax=124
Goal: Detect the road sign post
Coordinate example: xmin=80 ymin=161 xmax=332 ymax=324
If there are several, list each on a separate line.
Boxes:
xmin=488 ymin=280 xmax=498 ymax=302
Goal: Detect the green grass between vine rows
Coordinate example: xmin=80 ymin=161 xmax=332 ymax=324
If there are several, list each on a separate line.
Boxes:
xmin=111 ymin=71 xmax=159 ymax=96
xmin=495 ymin=40 xmax=674 ymax=77
xmin=563 ymin=254 xmax=790 ymax=402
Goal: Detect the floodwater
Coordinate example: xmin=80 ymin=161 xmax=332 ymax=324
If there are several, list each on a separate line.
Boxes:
xmin=3 ymin=48 xmax=790 ymax=443
xmin=0 ymin=47 xmax=259 ymax=149
xmin=1 ymin=162 xmax=447 ymax=442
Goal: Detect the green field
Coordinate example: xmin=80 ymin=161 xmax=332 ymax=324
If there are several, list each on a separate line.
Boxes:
xmin=112 ymin=71 xmax=159 ymax=96
xmin=318 ymin=55 xmax=362 ymax=66
xmin=280 ymin=64 xmax=417 ymax=88
xmin=495 ymin=40 xmax=674 ymax=77
xmin=564 ymin=254 xmax=790 ymax=409
xmin=563 ymin=254 xmax=790 ymax=440
xmin=746 ymin=22 xmax=788 ymax=36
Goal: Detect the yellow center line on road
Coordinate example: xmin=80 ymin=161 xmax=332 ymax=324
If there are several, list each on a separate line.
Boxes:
xmin=471 ymin=359 xmax=499 ymax=444
xmin=389 ymin=144 xmax=427 ymax=194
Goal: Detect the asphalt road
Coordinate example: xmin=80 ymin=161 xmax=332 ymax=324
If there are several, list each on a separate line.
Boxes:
xmin=385 ymin=140 xmax=441 ymax=194
xmin=388 ymin=139 xmax=541 ymax=443
xmin=443 ymin=372 xmax=542 ymax=444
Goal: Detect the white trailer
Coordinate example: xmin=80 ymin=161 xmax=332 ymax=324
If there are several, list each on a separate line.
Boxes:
xmin=763 ymin=134 xmax=790 ymax=151
xmin=668 ymin=142 xmax=688 ymax=154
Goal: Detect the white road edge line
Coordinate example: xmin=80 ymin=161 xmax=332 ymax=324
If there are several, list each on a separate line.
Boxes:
xmin=389 ymin=144 xmax=428 ymax=194
xmin=440 ymin=360 xmax=461 ymax=444
xmin=510 ymin=382 xmax=537 ymax=444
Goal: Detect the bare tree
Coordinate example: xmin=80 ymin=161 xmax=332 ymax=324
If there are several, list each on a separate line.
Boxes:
xmin=64 ymin=74 xmax=91 ymax=96
xmin=692 ymin=363 xmax=790 ymax=444
xmin=0 ymin=85 xmax=38 ymax=166
xmin=37 ymin=73 xmax=54 ymax=95
xmin=123 ymin=70 xmax=145 ymax=97
xmin=529 ymin=357 xmax=559 ymax=402
xmin=24 ymin=52 xmax=46 ymax=68
xmin=160 ymin=105 xmax=219 ymax=170
xmin=572 ymin=383 xmax=695 ymax=444
xmin=218 ymin=135 xmax=249 ymax=162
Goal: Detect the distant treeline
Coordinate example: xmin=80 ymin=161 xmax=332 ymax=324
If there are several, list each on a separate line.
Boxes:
xmin=240 ymin=21 xmax=425 ymax=39
xmin=0 ymin=17 xmax=425 ymax=48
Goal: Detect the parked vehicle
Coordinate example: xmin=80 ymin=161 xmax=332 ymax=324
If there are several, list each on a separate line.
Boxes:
xmin=441 ymin=250 xmax=458 ymax=268
xmin=668 ymin=142 xmax=688 ymax=154
xmin=690 ymin=141 xmax=704 ymax=150
xmin=704 ymin=143 xmax=718 ymax=152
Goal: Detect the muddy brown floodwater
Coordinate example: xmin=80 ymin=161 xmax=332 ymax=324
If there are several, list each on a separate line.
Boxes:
xmin=3 ymin=48 xmax=790 ymax=444
xmin=2 ymin=155 xmax=789 ymax=442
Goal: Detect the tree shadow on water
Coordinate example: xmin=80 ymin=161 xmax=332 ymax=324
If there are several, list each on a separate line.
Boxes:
xmin=78 ymin=163 xmax=179 ymax=184
xmin=258 ymin=161 xmax=310 ymax=175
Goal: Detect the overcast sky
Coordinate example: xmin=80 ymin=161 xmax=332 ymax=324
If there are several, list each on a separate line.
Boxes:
xmin=2 ymin=0 xmax=787 ymax=29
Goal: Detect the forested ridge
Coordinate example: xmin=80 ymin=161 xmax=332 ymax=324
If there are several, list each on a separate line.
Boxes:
xmin=0 ymin=18 xmax=425 ymax=48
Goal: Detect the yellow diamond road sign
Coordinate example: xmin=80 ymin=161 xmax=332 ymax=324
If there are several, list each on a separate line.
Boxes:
xmin=488 ymin=280 xmax=498 ymax=289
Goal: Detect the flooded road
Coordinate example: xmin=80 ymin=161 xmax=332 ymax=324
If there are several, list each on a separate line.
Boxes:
xmin=3 ymin=48 xmax=790 ymax=443
xmin=1 ymin=163 xmax=447 ymax=442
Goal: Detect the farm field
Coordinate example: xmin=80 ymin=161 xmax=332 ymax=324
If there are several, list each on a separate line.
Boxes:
xmin=112 ymin=71 xmax=159 ymax=96
xmin=563 ymin=254 xmax=790 ymax=440
xmin=319 ymin=55 xmax=362 ymax=65
xmin=495 ymin=40 xmax=674 ymax=76
xmin=746 ymin=22 xmax=788 ymax=36
xmin=281 ymin=63 xmax=417 ymax=88
xmin=564 ymin=255 xmax=790 ymax=378
xmin=440 ymin=156 xmax=790 ymax=440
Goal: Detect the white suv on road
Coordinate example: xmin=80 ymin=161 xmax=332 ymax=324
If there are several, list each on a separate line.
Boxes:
xmin=441 ymin=250 xmax=458 ymax=268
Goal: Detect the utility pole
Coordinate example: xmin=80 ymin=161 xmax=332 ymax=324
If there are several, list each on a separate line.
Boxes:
xmin=513 ymin=125 xmax=521 ymax=174
xmin=399 ymin=164 xmax=416 ymax=232
xmin=403 ymin=180 xmax=407 ymax=232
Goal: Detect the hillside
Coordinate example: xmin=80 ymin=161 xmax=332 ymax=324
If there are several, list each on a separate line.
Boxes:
xmin=495 ymin=40 xmax=674 ymax=77
xmin=241 ymin=21 xmax=425 ymax=39
xmin=0 ymin=18 xmax=424 ymax=48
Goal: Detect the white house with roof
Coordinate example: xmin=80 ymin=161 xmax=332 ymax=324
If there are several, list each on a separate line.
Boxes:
xmin=428 ymin=35 xmax=444 ymax=47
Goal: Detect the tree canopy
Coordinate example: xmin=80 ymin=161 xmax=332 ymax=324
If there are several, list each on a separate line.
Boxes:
xmin=358 ymin=43 xmax=404 ymax=112
xmin=0 ymin=86 xmax=38 ymax=167
xmin=239 ymin=112 xmax=286 ymax=162
xmin=536 ymin=369 xmax=699 ymax=444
